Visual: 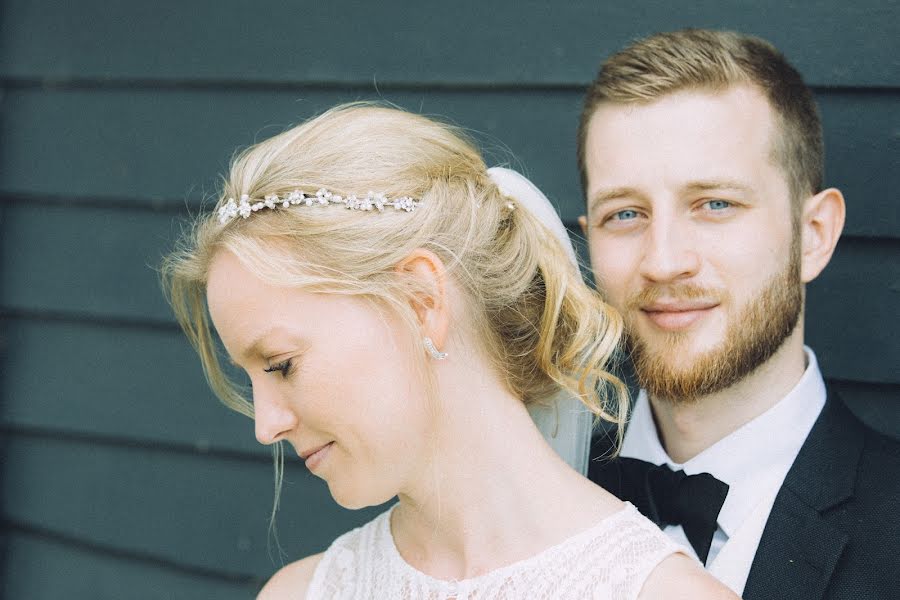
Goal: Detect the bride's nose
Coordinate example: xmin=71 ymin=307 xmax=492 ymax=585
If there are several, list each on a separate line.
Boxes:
xmin=252 ymin=387 xmax=299 ymax=445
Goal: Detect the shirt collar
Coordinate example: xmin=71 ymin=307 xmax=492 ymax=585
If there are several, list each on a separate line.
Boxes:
xmin=619 ymin=347 xmax=827 ymax=537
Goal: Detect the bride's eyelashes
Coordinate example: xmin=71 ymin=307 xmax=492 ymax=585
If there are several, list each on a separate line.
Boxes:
xmin=264 ymin=358 xmax=294 ymax=379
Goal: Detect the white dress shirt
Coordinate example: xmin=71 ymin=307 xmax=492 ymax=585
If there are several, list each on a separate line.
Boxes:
xmin=619 ymin=347 xmax=827 ymax=596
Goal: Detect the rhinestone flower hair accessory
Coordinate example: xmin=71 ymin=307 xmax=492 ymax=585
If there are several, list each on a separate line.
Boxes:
xmin=217 ymin=188 xmax=420 ymax=225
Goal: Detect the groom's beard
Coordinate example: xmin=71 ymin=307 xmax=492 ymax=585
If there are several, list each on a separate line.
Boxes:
xmin=625 ymin=239 xmax=803 ymax=405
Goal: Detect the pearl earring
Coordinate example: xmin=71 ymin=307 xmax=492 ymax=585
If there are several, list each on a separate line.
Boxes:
xmin=423 ymin=337 xmax=448 ymax=360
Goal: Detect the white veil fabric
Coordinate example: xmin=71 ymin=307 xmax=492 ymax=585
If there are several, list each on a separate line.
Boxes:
xmin=486 ymin=167 xmax=594 ymax=476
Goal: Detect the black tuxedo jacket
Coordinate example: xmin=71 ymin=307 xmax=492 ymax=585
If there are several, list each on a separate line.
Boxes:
xmin=588 ymin=389 xmax=900 ymax=600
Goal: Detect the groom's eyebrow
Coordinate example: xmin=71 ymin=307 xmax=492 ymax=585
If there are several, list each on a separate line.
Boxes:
xmin=588 ymin=179 xmax=755 ymax=213
xmin=587 ymin=186 xmax=642 ymax=213
xmin=681 ymin=179 xmax=754 ymax=195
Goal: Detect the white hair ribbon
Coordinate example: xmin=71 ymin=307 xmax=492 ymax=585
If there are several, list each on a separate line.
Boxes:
xmin=487 ymin=167 xmax=593 ymax=476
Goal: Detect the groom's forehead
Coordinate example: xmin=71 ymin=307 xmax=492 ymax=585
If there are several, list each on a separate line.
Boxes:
xmin=583 ymin=91 xmax=782 ymax=201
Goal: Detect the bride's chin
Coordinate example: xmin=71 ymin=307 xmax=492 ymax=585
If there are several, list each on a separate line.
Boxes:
xmin=328 ymin=480 xmax=397 ymax=511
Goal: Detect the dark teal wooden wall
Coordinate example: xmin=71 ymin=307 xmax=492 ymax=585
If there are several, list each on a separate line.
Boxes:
xmin=2 ymin=1 xmax=898 ymax=597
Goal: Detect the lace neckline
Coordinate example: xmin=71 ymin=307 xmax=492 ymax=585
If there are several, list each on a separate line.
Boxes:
xmin=381 ymin=502 xmax=637 ymax=591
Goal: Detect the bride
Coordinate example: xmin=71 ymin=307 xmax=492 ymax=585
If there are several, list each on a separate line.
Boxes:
xmin=162 ymin=104 xmax=736 ymax=599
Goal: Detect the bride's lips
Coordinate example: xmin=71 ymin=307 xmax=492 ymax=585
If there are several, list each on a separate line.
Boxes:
xmin=640 ymin=301 xmax=719 ymax=331
xmin=299 ymin=442 xmax=334 ymax=472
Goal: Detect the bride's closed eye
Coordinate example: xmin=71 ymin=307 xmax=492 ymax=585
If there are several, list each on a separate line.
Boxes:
xmin=264 ymin=359 xmax=294 ymax=379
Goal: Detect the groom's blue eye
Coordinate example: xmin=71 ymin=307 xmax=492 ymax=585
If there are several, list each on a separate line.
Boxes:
xmin=612 ymin=209 xmax=639 ymax=220
xmin=704 ymin=199 xmax=731 ymax=210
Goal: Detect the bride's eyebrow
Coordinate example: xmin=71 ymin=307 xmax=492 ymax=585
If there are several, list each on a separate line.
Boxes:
xmin=239 ymin=326 xmax=296 ymax=361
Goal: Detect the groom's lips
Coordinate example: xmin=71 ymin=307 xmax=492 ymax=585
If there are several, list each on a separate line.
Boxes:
xmin=640 ymin=300 xmax=719 ymax=331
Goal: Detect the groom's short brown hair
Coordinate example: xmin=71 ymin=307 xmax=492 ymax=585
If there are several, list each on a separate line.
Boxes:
xmin=577 ymin=29 xmax=823 ymax=206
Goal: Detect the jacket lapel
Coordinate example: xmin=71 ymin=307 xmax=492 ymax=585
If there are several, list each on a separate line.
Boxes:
xmin=742 ymin=391 xmax=863 ymax=600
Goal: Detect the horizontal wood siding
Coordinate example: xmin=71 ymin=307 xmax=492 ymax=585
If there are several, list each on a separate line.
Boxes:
xmin=2 ymin=1 xmax=898 ymax=86
xmin=1 ymin=88 xmax=898 ymax=236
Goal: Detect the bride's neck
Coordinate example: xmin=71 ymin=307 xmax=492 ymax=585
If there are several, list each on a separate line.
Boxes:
xmin=390 ymin=365 xmax=620 ymax=581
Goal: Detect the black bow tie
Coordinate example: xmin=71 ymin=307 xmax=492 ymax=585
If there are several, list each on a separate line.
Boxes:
xmin=593 ymin=457 xmax=729 ymax=564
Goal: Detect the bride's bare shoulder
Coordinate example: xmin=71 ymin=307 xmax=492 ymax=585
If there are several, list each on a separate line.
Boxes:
xmin=638 ymin=553 xmax=739 ymax=600
xmin=256 ymin=553 xmax=324 ymax=600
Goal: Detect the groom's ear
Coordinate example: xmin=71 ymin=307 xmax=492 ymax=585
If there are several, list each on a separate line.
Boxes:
xmin=394 ymin=249 xmax=450 ymax=349
xmin=578 ymin=215 xmax=588 ymax=236
xmin=799 ymin=187 xmax=845 ymax=283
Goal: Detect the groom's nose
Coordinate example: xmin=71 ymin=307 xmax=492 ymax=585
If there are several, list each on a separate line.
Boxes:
xmin=639 ymin=215 xmax=702 ymax=284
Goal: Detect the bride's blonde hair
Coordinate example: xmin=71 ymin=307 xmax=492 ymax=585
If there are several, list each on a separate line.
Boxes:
xmin=162 ymin=102 xmax=627 ymax=439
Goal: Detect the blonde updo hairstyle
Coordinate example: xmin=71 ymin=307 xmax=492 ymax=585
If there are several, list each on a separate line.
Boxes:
xmin=162 ymin=103 xmax=627 ymax=440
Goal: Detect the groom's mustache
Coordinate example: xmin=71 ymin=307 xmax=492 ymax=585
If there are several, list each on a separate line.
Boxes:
xmin=625 ymin=284 xmax=727 ymax=314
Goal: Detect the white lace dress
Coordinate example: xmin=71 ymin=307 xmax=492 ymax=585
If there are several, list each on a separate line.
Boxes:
xmin=306 ymin=503 xmax=685 ymax=599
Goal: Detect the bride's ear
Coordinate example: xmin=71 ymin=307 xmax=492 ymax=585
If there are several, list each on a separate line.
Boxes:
xmin=395 ymin=249 xmax=450 ymax=350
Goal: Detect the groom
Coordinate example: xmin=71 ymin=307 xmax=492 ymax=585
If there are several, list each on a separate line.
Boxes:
xmin=577 ymin=29 xmax=900 ymax=598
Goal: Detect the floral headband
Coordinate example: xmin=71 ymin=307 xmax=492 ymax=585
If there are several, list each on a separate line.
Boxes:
xmin=217 ymin=188 xmax=420 ymax=225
